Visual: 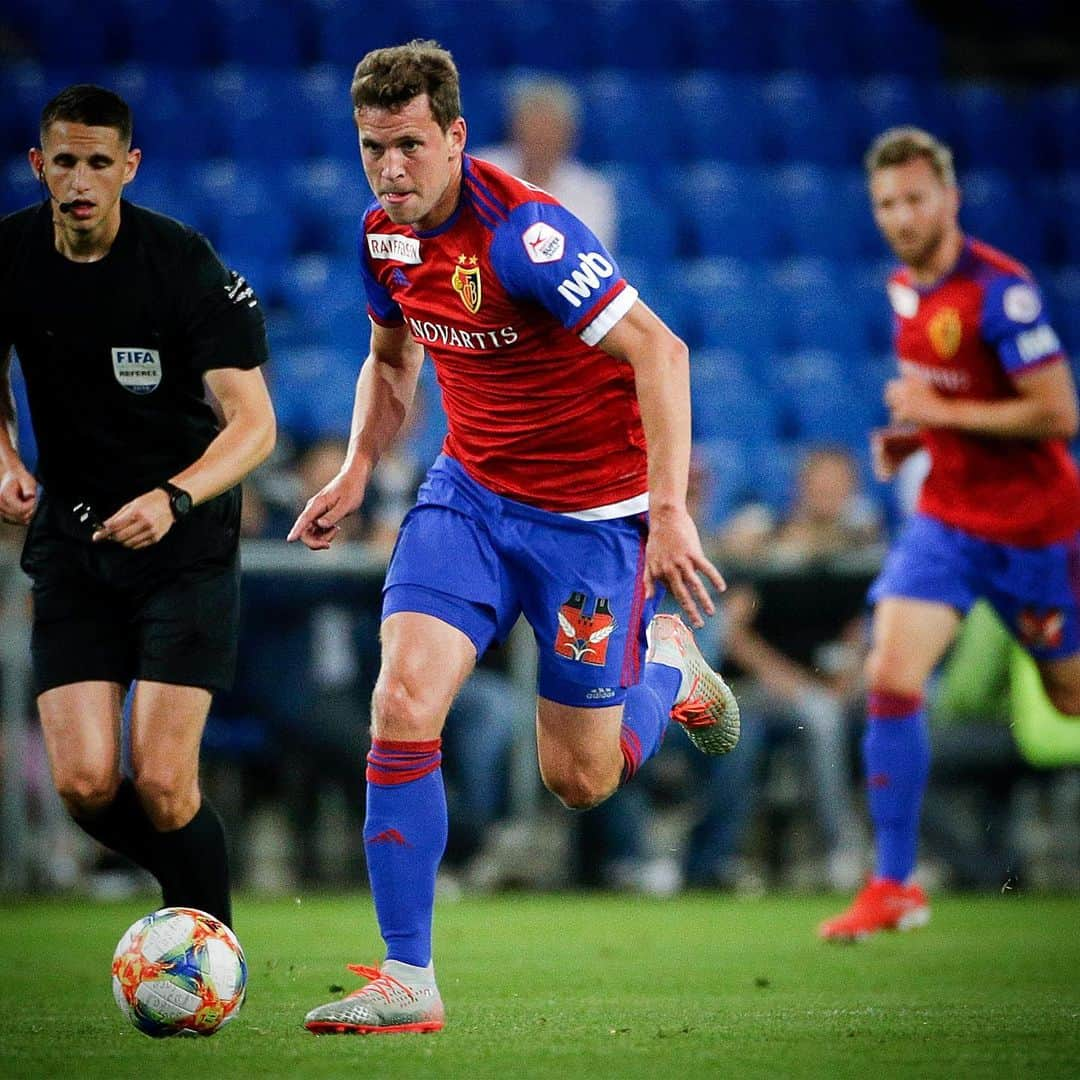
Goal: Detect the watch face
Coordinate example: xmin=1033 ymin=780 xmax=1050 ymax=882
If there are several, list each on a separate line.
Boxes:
xmin=173 ymin=490 xmax=193 ymax=516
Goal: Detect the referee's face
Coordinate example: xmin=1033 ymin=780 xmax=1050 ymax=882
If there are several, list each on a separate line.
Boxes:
xmin=356 ymin=93 xmax=466 ymax=233
xmin=31 ymin=122 xmax=141 ymax=244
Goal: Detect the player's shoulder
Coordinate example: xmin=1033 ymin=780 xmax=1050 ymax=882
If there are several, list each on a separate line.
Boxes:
xmin=0 ymin=203 xmax=46 ymax=255
xmin=122 ymin=200 xmax=208 ymax=254
xmin=465 ymin=154 xmax=561 ymax=215
xmin=965 ymin=237 xmax=1033 ymax=284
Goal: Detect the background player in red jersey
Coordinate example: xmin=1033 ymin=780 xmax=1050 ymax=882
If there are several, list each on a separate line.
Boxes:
xmin=820 ymin=126 xmax=1080 ymax=941
xmin=287 ymin=41 xmax=739 ymax=1031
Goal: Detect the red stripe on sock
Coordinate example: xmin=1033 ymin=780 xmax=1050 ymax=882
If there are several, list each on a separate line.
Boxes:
xmin=367 ymin=737 xmax=442 ymax=785
xmin=868 ymin=690 xmax=923 ymax=719
xmin=619 ymin=725 xmax=643 ymax=785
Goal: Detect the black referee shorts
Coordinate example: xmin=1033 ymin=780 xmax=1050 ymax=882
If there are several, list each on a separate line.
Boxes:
xmin=20 ymin=488 xmax=242 ymax=696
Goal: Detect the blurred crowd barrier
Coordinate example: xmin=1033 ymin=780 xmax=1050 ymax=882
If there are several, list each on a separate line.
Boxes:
xmin=1 ymin=538 xmax=1077 ymax=897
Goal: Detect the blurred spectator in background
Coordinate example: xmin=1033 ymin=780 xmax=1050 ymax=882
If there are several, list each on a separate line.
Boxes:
xmin=475 ymin=75 xmax=616 ymax=250
xmin=685 ymin=447 xmax=882 ymax=890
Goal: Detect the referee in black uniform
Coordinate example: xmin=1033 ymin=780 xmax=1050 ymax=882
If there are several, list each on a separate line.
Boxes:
xmin=0 ymin=85 xmax=276 ymax=928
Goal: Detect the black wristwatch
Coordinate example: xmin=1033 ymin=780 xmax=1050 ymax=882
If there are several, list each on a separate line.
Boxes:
xmin=158 ymin=481 xmax=193 ymax=521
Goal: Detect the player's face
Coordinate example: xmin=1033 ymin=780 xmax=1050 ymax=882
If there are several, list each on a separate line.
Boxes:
xmin=30 ymin=122 xmax=140 ymax=241
xmin=870 ymin=157 xmax=959 ymax=271
xmin=357 ymin=94 xmax=466 ymax=232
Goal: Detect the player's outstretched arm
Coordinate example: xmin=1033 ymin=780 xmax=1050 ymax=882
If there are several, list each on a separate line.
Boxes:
xmin=598 ymin=301 xmax=725 ymax=627
xmin=0 ymin=346 xmax=38 ymax=526
xmin=288 ymin=322 xmax=424 ymax=550
xmin=97 ymin=366 xmax=276 ymax=550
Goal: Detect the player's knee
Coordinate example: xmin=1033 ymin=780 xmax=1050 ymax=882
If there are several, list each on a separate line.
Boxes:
xmin=132 ymin=770 xmax=199 ymax=831
xmin=542 ymin=767 xmax=616 ymax=811
xmin=864 ymin=649 xmax=922 ymax=698
xmin=55 ymin=765 xmax=118 ymax=817
xmin=371 ymin=675 xmax=444 ymax=740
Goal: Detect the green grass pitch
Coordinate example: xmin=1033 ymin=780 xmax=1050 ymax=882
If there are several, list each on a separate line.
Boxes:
xmin=1 ymin=892 xmax=1077 ymax=1079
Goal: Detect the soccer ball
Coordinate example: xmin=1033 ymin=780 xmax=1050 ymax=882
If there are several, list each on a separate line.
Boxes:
xmin=111 ymin=906 xmax=247 ymax=1037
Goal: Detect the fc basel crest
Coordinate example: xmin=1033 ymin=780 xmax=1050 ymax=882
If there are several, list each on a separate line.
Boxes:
xmin=451 ymin=254 xmax=482 ymax=314
xmin=111 ymin=347 xmax=162 ymax=394
xmin=927 ymin=307 xmax=962 ymax=360
xmin=555 ymin=591 xmax=616 ymax=667
xmin=1017 ymin=608 xmax=1065 ymax=650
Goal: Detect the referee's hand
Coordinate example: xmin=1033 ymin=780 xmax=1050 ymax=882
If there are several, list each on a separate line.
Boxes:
xmin=94 ymin=489 xmax=175 ymax=549
xmin=0 ymin=464 xmax=37 ymax=525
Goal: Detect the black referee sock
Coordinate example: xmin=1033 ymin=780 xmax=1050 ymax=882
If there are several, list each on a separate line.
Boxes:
xmin=72 ymin=778 xmax=161 ymax=878
xmin=154 ymin=799 xmax=233 ymax=929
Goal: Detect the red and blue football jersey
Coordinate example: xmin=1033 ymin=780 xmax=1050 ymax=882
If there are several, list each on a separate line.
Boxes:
xmin=358 ymin=155 xmax=644 ymax=516
xmin=887 ymin=237 xmax=1080 ymax=545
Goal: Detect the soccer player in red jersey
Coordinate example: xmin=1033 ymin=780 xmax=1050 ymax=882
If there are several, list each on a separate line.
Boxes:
xmin=820 ymin=127 xmax=1080 ymax=941
xmin=288 ymin=41 xmax=739 ymax=1031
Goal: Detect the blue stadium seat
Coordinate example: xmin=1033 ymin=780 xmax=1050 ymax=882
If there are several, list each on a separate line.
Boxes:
xmin=486 ymin=0 xmax=590 ymax=73
xmin=670 ymin=163 xmax=782 ymax=260
xmin=396 ymin=2 xmax=507 ymax=73
xmin=674 ymin=258 xmax=780 ymax=358
xmin=854 ymin=75 xmax=944 ymax=156
xmin=1053 ymin=173 xmax=1080 ymax=269
xmin=1034 ymin=85 xmax=1080 ymax=173
xmin=847 ymin=0 xmax=943 ymax=78
xmin=744 ymin=441 xmax=801 ymax=514
xmin=269 ymin=345 xmax=363 ymax=444
xmin=2 ymin=155 xmax=42 ymax=216
xmin=770 ymin=257 xmax=871 ymax=356
xmin=293 ymin=65 xmax=357 ymax=160
xmin=1049 ymin=268 xmax=1080 ymax=356
xmin=766 ymin=164 xmax=868 ymax=261
xmin=768 ymin=348 xmax=876 ymax=447
xmin=314 ymin=0 xmax=408 ymax=67
xmin=13 ymin=0 xmax=121 ymax=66
xmin=759 ymin=73 xmax=856 ymax=168
xmin=690 ymin=347 xmax=779 ymax=444
xmin=767 ymin=0 xmax=860 ymax=78
xmin=845 ymin=259 xmax=896 ymax=355
xmin=673 ymin=0 xmax=777 ymax=72
xmin=943 ymin=83 xmax=1036 ymax=176
xmin=197 ymin=66 xmax=306 ymax=161
xmin=284 ymin=157 xmax=367 ymax=257
xmin=278 ymin=254 xmax=368 ymax=349
xmin=582 ymin=72 xmax=674 ymax=166
xmin=691 ymin=437 xmax=753 ymax=529
xmin=212 ymin=0 xmax=312 ymax=67
xmin=664 ymin=73 xmax=768 ymax=166
xmin=960 ymin=169 xmax=1044 ymax=270
xmin=125 ymin=159 xmax=202 ymax=228
xmin=582 ymin=0 xmax=683 ymax=72
xmin=602 ymin=164 xmax=680 ymax=263
xmin=118 ymin=0 xmax=221 ymax=66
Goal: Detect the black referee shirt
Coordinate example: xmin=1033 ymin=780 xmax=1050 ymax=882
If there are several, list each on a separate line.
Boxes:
xmin=0 ymin=201 xmax=269 ymax=516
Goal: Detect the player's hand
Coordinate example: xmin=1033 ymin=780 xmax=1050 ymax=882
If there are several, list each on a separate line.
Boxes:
xmin=884 ymin=375 xmax=950 ymax=428
xmin=287 ymin=471 xmax=365 ymax=550
xmin=870 ymin=426 xmax=924 ymax=481
xmin=0 ymin=462 xmax=38 ymax=525
xmin=94 ymin=488 xmax=175 ymax=549
xmin=643 ymin=505 xmax=726 ymax=629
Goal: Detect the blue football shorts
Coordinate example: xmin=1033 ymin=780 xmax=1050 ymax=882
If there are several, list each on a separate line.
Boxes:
xmin=870 ymin=513 xmax=1080 ymax=660
xmin=382 ymin=455 xmax=661 ymax=707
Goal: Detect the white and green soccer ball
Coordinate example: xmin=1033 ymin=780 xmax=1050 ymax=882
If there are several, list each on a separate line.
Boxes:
xmin=111 ymin=906 xmax=247 ymax=1038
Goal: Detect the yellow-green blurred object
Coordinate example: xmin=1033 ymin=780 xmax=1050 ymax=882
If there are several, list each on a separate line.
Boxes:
xmin=934 ymin=599 xmax=1080 ymax=765
xmin=1009 ymin=640 xmax=1080 ymax=766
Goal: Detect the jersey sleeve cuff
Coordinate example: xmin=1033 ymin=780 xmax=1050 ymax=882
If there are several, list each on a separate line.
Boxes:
xmin=578 ymin=285 xmax=638 ymax=347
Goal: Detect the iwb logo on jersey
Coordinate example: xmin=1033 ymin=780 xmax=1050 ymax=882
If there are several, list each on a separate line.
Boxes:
xmin=521 ymin=221 xmax=565 ymax=264
xmin=555 ymin=591 xmax=616 ymax=667
xmin=367 ymin=233 xmax=422 ymax=263
xmin=557 ymin=252 xmax=616 ymax=308
xmin=111 ymin=348 xmax=161 ymax=394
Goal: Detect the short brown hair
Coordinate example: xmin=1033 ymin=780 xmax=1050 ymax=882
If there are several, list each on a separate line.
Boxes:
xmin=864 ymin=125 xmax=956 ymax=187
xmin=41 ymin=83 xmax=133 ymax=147
xmin=351 ymin=39 xmax=461 ymax=131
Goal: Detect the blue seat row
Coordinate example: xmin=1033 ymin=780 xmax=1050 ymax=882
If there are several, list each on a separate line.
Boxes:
xmin=2 ymin=0 xmax=942 ymax=77
xmin=5 ymin=59 xmax=1080 ymax=177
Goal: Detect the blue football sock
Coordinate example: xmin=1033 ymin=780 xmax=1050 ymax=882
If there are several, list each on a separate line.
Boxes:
xmin=619 ymin=661 xmax=682 ymax=784
xmin=862 ymin=692 xmax=931 ymax=883
xmin=364 ymin=738 xmax=447 ymax=968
